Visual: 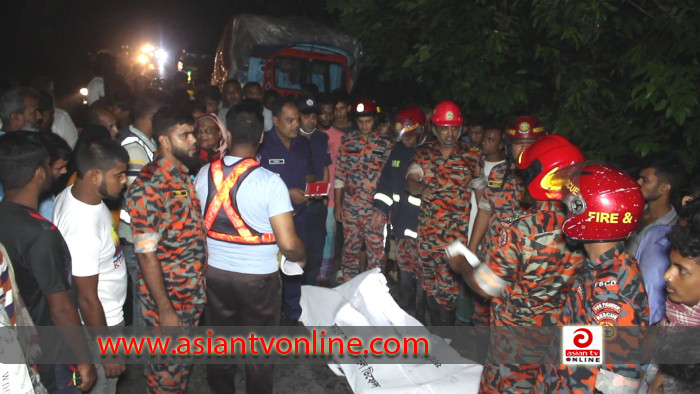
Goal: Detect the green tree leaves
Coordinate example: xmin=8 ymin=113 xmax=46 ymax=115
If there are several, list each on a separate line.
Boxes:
xmin=329 ymin=0 xmax=699 ymax=174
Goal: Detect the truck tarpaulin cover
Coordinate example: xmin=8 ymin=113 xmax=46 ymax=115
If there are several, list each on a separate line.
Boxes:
xmin=211 ymin=13 xmax=363 ymax=89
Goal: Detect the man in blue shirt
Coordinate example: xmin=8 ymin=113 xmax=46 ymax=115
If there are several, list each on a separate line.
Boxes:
xmin=258 ymin=96 xmax=313 ymax=324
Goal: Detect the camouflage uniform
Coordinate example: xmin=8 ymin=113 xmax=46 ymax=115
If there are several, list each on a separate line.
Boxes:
xmin=476 ymin=200 xmax=585 ymax=393
xmin=408 ymin=141 xmax=481 ymax=312
xmin=472 ymin=161 xmax=527 ymax=326
xmin=335 ymin=130 xmax=393 ymax=281
xmin=537 ymin=242 xmax=649 ymax=393
xmin=126 ymin=155 xmax=207 ymax=394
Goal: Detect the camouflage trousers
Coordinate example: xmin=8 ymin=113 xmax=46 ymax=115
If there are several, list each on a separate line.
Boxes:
xmin=396 ymin=237 xmax=420 ymax=276
xmin=419 ymin=243 xmax=460 ymax=311
xmin=142 ymin=304 xmax=204 ymax=394
xmin=341 ymin=209 xmax=386 ymax=281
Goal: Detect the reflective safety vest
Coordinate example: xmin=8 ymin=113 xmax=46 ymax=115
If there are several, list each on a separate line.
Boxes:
xmin=203 ymin=158 xmax=276 ymax=244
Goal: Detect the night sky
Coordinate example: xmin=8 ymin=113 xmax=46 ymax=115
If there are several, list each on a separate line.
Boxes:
xmin=1 ymin=0 xmax=328 ymax=100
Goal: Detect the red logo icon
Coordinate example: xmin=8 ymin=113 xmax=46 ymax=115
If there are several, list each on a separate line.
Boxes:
xmin=573 ymin=328 xmax=593 ymax=348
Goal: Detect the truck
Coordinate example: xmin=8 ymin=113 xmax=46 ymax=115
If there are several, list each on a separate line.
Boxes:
xmin=211 ymin=14 xmax=363 ymax=96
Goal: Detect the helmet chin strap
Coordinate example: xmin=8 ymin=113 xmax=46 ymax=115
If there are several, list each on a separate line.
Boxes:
xmin=299 ymin=127 xmax=316 ymax=136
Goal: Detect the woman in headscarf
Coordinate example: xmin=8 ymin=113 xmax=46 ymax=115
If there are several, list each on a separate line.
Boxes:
xmin=193 ymin=113 xmax=230 ymax=174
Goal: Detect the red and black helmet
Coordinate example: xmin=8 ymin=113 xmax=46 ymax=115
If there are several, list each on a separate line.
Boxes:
xmin=394 ymin=106 xmax=427 ymax=144
xmin=430 ymin=101 xmax=463 ymax=127
xmin=558 ymin=163 xmax=645 ymax=241
xmin=505 ymin=115 xmax=547 ymax=143
xmin=516 ymin=134 xmax=585 ymax=201
xmin=353 ymin=98 xmax=380 ymax=117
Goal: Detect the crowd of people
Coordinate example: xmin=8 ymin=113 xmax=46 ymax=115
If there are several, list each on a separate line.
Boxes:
xmin=0 ymin=53 xmax=698 ymax=394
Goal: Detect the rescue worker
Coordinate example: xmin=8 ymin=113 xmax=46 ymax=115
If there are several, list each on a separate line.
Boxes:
xmin=370 ymin=106 xmax=427 ymax=320
xmin=406 ymin=101 xmax=484 ymax=326
xmin=334 ymin=99 xmax=393 ymax=281
xmin=446 ymin=134 xmax=586 ymax=392
xmin=467 ymin=115 xmax=547 ymax=326
xmin=538 ymin=163 xmax=649 ymax=392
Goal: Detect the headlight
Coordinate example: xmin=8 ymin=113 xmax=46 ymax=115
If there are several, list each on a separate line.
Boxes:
xmin=80 ymin=88 xmax=88 ymax=96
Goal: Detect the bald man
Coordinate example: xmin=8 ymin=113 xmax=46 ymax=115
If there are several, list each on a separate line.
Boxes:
xmin=87 ymin=108 xmax=119 ymax=139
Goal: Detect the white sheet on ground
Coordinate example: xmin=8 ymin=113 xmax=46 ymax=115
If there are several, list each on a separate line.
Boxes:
xmin=300 ymin=268 xmax=482 ymax=394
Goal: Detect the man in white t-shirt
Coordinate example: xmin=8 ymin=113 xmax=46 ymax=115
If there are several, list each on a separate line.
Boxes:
xmin=53 ymin=138 xmax=129 ymax=394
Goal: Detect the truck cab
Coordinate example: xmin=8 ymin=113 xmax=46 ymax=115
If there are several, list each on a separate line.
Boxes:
xmin=212 ymin=14 xmax=362 ymax=96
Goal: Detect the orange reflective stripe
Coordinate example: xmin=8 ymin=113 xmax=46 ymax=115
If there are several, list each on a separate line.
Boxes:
xmin=207 ymin=230 xmax=266 ymax=244
xmin=204 ymin=158 xmax=276 ymax=244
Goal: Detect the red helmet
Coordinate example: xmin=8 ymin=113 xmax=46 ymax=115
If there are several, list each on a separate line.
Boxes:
xmin=505 ymin=115 xmax=547 ymax=143
xmin=394 ymin=106 xmax=427 ymax=144
xmin=558 ymin=163 xmax=645 ymax=241
xmin=430 ymin=101 xmax=463 ymax=127
xmin=353 ymin=99 xmax=380 ymax=116
xmin=516 ymin=134 xmax=585 ymax=201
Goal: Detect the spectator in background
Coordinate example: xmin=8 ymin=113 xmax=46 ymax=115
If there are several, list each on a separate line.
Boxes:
xmin=263 ymin=89 xmax=279 ymax=111
xmin=242 ymin=82 xmax=273 ymax=131
xmin=31 ymin=76 xmax=79 ymax=148
xmin=316 ymin=93 xmax=345 ymax=285
xmin=37 ymin=90 xmax=54 ymax=133
xmin=170 ymin=72 xmax=192 ymax=104
xmin=108 ymin=90 xmax=134 ymax=130
xmin=628 ymin=154 xmax=684 ymax=257
xmin=331 ymin=89 xmax=354 ymax=134
xmin=218 ymin=79 xmax=242 ymax=123
xmin=53 ymin=139 xmax=129 ymax=394
xmin=87 ymin=107 xmax=120 ymax=139
xmin=222 ymin=79 xmax=242 ymax=108
xmin=0 ymin=87 xmax=43 ymax=133
xmin=461 ymin=116 xmax=485 ymax=152
xmin=193 ymin=113 xmax=229 ymax=174
xmin=0 ymin=131 xmax=96 ymax=392
xmin=638 ymin=193 xmax=700 ymax=393
xmin=87 ymin=52 xmax=117 ymax=106
xmin=635 ymin=184 xmax=699 ymax=326
xmin=37 ymin=132 xmax=71 ymax=221
xmin=195 ymin=85 xmax=222 ymax=114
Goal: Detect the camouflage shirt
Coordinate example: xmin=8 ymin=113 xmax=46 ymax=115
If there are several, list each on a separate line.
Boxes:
xmin=478 ymin=160 xmax=527 ymax=257
xmin=478 ymin=200 xmax=585 ymax=393
xmin=126 ymin=155 xmax=207 ymax=313
xmin=334 ymin=130 xmax=394 ymax=212
xmin=481 ymin=200 xmax=585 ymax=326
xmin=408 ymin=141 xmax=482 ymax=247
xmin=538 ymin=242 xmax=649 ymax=393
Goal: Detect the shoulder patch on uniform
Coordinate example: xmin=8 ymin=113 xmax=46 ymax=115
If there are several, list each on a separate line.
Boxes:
xmin=592 ymin=301 xmax=622 ymax=314
xmin=593 ymin=311 xmax=620 ymax=324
